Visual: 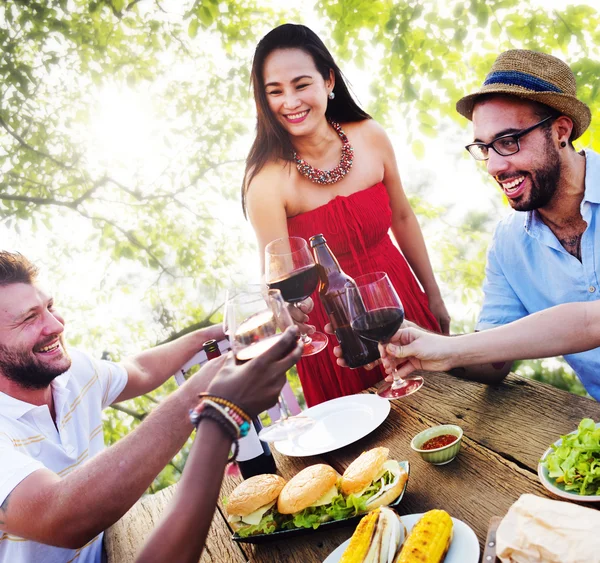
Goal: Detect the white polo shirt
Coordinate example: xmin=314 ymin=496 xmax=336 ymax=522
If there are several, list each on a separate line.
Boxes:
xmin=0 ymin=349 xmax=128 ymax=563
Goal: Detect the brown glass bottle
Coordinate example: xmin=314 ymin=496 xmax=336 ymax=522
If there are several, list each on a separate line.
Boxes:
xmin=309 ymin=234 xmax=380 ymax=368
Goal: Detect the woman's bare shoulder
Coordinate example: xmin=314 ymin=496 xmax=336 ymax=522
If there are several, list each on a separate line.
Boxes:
xmin=344 ymin=118 xmax=389 ymax=144
xmin=246 ymin=160 xmax=293 ymax=203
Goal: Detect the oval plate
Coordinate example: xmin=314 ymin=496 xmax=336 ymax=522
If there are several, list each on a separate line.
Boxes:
xmin=323 ymin=512 xmax=479 ymax=563
xmin=274 ymin=393 xmax=391 ymax=457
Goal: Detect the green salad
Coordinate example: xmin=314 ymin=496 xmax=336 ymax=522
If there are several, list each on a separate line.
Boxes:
xmin=544 ymin=418 xmax=600 ymax=496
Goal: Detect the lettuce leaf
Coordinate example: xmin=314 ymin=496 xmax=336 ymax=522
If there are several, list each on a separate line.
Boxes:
xmin=236 ymin=513 xmax=278 ymax=538
xmin=543 ymin=418 xmax=600 ymax=495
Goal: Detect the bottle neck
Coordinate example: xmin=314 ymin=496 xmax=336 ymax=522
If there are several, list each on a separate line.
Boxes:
xmin=312 ymin=242 xmax=343 ymax=276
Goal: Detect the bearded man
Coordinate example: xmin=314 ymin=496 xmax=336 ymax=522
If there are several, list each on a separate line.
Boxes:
xmin=0 ymin=251 xmax=227 ymax=562
xmin=454 ymin=49 xmax=600 ymax=397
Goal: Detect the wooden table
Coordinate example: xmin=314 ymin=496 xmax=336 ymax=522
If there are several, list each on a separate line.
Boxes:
xmin=126 ymin=371 xmax=600 ymax=563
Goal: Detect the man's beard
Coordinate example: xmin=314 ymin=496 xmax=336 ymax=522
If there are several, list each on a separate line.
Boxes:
xmin=0 ymin=338 xmax=71 ymax=390
xmin=507 ymin=142 xmax=561 ymax=212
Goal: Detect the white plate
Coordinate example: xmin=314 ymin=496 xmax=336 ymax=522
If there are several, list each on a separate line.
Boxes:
xmin=538 ymin=423 xmax=600 ymax=502
xmin=323 ymin=513 xmax=480 ymax=563
xmin=274 ymin=394 xmax=391 ymax=457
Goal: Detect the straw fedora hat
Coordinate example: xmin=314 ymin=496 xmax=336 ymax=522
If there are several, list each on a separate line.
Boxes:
xmin=456 ymin=49 xmax=591 ymax=140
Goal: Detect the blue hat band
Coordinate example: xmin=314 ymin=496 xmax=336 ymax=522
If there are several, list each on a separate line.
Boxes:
xmin=484 ymin=71 xmax=563 ymax=93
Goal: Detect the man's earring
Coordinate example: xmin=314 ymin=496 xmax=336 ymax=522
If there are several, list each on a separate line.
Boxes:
xmin=560 ymin=141 xmax=567 ymax=148
xmin=328 ymin=91 xmax=335 ymax=100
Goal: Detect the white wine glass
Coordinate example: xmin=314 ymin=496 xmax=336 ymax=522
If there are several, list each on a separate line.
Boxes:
xmin=226 ymin=287 xmax=315 ymax=442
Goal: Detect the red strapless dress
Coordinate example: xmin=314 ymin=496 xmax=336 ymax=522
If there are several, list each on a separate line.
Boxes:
xmin=287 ymin=182 xmax=440 ymax=407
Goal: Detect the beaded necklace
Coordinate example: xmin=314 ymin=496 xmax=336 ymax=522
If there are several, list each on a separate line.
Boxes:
xmin=293 ymin=120 xmax=354 ymax=185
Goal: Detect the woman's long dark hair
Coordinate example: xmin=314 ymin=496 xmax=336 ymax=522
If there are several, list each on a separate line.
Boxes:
xmin=242 ymin=24 xmax=371 ymax=216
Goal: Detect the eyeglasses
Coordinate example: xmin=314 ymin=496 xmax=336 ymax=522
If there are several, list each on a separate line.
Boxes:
xmin=465 ymin=115 xmax=555 ymax=161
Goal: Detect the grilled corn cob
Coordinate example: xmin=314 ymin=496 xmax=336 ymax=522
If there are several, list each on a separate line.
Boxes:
xmin=340 ymin=509 xmax=380 ymax=563
xmin=394 ymin=509 xmax=453 ymax=563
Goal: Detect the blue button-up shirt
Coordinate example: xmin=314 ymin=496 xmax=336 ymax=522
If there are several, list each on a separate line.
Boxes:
xmin=477 ymin=149 xmax=600 ymax=400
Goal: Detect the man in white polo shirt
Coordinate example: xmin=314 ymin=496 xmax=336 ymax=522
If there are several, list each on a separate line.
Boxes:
xmin=0 ymin=251 xmax=225 ymax=562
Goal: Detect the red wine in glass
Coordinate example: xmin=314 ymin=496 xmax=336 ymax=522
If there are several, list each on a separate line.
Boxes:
xmin=266 ymin=264 xmax=319 ymax=304
xmin=351 ymin=307 xmax=405 ymax=343
xmin=265 ymin=237 xmax=328 ymax=356
xmin=347 ymin=272 xmax=424 ymax=399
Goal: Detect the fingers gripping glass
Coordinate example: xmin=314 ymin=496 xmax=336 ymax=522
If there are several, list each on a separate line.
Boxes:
xmin=347 ymin=272 xmax=424 ymax=400
xmin=465 ymin=115 xmax=554 ymax=161
xmin=265 ymin=236 xmax=328 ymax=356
xmin=227 ymin=287 xmax=314 ymax=442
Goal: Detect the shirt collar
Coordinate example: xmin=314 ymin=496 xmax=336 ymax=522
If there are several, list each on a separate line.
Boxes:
xmin=524 ymin=149 xmax=600 ymax=232
xmin=0 ymin=370 xmax=72 ymax=420
xmin=581 ymin=149 xmax=600 ymax=205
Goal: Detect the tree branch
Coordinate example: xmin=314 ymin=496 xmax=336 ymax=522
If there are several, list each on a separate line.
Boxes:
xmin=0 ymin=115 xmax=73 ymax=170
xmin=110 ymin=403 xmax=147 ymax=420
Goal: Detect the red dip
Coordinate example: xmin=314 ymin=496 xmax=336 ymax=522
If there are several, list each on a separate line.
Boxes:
xmin=421 ymin=434 xmax=457 ymax=450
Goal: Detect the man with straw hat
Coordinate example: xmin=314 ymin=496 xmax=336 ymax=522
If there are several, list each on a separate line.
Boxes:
xmin=453 ymin=49 xmax=600 ymax=397
xmin=379 ymin=50 xmax=600 ymax=398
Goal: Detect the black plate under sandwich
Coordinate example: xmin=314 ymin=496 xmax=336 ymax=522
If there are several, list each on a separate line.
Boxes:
xmin=232 ymin=460 xmax=410 ymax=544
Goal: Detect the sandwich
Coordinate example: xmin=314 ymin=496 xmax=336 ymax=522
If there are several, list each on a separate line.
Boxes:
xmin=340 ymin=507 xmax=407 ymax=563
xmin=277 ymin=464 xmax=344 ymax=529
xmin=226 ymin=473 xmax=287 ymax=537
xmin=341 ymin=447 xmax=408 ymax=511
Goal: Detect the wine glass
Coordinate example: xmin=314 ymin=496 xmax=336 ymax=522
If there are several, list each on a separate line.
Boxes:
xmin=227 ymin=287 xmax=315 ymax=441
xmin=265 ymin=237 xmax=328 ymax=356
xmin=347 ymin=272 xmax=424 ymax=399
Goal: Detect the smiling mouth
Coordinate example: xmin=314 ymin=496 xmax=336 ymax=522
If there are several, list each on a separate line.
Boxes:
xmin=36 ymin=341 xmax=61 ymax=354
xmin=284 ymin=110 xmax=309 ymax=121
xmin=498 ymin=175 xmax=526 ymax=196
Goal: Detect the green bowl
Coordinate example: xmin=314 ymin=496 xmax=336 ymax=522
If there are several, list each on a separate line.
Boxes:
xmin=410 ymin=424 xmax=463 ymax=465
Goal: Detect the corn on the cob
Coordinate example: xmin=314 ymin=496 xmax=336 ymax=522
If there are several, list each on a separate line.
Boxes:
xmin=394 ymin=509 xmax=453 ymax=563
xmin=339 ymin=509 xmax=380 ymax=563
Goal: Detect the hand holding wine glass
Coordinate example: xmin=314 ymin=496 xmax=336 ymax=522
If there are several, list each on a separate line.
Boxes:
xmin=265 ymin=236 xmax=328 ymax=356
xmin=347 ymin=272 xmax=424 ymax=399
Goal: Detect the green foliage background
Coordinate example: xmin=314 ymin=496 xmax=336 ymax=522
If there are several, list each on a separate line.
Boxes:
xmin=1 ymin=0 xmax=598 ymax=489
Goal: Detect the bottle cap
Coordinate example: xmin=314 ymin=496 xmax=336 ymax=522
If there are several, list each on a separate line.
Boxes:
xmin=309 ymin=234 xmax=326 ymax=247
xmin=202 ymin=340 xmax=219 ymax=354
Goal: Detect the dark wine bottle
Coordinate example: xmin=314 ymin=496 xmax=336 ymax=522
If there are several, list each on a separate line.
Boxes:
xmin=309 ymin=234 xmax=380 ymax=368
xmin=202 ymin=338 xmax=277 ymax=478
xmin=237 ymin=419 xmax=277 ymax=479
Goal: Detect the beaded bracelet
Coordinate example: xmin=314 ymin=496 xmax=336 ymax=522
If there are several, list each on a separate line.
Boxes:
xmin=189 ymin=399 xmax=250 ymax=438
xmin=195 ymin=408 xmax=240 ymax=462
xmin=197 ymin=393 xmax=251 ymax=424
xmin=203 ymin=399 xmax=244 ymax=439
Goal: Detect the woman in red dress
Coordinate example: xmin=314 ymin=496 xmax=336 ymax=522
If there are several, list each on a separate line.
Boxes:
xmin=242 ymin=24 xmax=449 ymax=407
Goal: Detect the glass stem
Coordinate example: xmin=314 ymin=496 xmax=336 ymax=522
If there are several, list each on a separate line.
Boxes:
xmin=278 ymin=393 xmax=292 ymax=423
xmin=391 ymin=368 xmax=407 ymax=390
xmin=294 ymin=303 xmax=313 ymax=345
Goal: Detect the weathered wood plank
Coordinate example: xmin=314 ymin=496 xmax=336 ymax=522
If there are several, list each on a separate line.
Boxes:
xmin=395 ymin=371 xmax=600 ymax=471
xmin=104 ymin=484 xmax=248 ymax=563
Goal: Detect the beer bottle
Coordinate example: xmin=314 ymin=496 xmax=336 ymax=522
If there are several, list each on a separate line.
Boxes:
xmin=309 ymin=234 xmax=380 ymax=368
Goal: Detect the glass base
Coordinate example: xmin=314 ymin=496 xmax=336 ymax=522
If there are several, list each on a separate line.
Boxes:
xmin=258 ymin=416 xmax=315 ymax=442
xmin=378 ymin=376 xmax=424 ymax=399
xmin=301 ymin=331 xmax=328 ymax=356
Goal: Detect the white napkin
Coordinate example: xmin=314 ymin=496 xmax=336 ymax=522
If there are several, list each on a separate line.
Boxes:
xmin=497 ymin=493 xmax=600 ymax=562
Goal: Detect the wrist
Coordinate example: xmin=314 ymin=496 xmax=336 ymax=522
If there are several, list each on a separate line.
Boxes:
xmin=425 ymin=286 xmax=442 ymax=301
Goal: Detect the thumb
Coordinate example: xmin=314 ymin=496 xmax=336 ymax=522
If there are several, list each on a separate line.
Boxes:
xmin=386 ymin=341 xmax=416 ymax=359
